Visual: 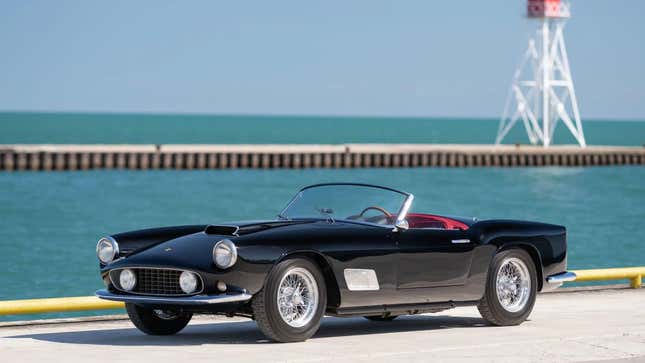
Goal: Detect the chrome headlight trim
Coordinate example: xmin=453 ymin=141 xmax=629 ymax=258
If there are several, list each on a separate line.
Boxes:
xmin=179 ymin=271 xmax=198 ymax=294
xmin=119 ymin=268 xmax=137 ymax=291
xmin=96 ymin=236 xmax=119 ymax=264
xmin=212 ymin=239 xmax=238 ymax=269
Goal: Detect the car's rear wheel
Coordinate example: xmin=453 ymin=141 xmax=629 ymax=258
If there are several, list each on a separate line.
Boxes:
xmin=125 ymin=303 xmax=192 ymax=335
xmin=252 ymin=258 xmax=327 ymax=342
xmin=364 ymin=314 xmax=398 ymax=322
xmin=477 ymin=249 xmax=537 ymax=326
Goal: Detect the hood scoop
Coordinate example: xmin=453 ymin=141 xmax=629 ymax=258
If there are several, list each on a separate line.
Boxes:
xmin=204 ymin=225 xmax=239 ymax=236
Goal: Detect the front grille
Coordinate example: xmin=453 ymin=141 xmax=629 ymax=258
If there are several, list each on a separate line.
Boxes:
xmin=110 ymin=268 xmax=203 ymax=296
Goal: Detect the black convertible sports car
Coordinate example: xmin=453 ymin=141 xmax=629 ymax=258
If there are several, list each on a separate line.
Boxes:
xmin=95 ymin=183 xmax=573 ymax=342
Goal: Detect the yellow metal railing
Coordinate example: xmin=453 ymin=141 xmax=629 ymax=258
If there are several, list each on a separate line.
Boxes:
xmin=0 ymin=266 xmax=642 ymax=316
xmin=0 ymin=296 xmax=123 ymax=316
xmin=571 ymin=267 xmax=644 ymax=289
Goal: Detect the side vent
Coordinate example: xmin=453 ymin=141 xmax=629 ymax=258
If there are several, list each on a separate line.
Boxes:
xmin=204 ymin=225 xmax=240 ymax=236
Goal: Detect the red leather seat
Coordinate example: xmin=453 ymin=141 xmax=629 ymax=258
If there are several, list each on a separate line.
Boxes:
xmin=406 ymin=213 xmax=469 ymax=230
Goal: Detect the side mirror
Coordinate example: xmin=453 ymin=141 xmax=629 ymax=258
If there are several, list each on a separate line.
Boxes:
xmin=394 ymin=219 xmax=409 ymax=231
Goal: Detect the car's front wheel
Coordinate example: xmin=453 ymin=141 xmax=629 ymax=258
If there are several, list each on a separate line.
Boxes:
xmin=252 ymin=258 xmax=327 ymax=342
xmin=477 ymin=249 xmax=537 ymax=326
xmin=125 ymin=303 xmax=192 ymax=335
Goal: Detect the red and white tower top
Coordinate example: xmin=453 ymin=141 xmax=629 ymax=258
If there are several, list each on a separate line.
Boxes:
xmin=527 ymin=0 xmax=570 ymax=19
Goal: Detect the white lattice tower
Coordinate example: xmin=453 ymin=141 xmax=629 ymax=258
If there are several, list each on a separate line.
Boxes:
xmin=496 ymin=0 xmax=586 ymax=147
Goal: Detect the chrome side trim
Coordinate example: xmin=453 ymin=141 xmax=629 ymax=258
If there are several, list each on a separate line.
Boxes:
xmin=95 ymin=289 xmax=252 ymax=305
xmin=546 ymin=271 xmax=577 ymax=284
xmin=451 ymin=239 xmax=471 ymax=244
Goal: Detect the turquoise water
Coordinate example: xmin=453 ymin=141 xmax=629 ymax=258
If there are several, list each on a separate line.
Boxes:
xmin=1 ymin=167 xmax=644 ymax=321
xmin=0 ymin=112 xmax=644 ymax=321
xmin=1 ymin=112 xmax=644 ymax=145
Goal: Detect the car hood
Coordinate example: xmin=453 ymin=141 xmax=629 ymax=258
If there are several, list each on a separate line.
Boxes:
xmin=105 ymin=219 xmax=318 ymax=271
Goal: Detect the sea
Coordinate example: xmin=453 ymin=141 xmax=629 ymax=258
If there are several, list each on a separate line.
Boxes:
xmin=0 ymin=112 xmax=644 ymax=321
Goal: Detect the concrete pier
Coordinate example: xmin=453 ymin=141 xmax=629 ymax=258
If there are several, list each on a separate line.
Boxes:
xmin=1 ymin=144 xmax=644 ymax=171
xmin=1 ymin=288 xmax=644 ymax=362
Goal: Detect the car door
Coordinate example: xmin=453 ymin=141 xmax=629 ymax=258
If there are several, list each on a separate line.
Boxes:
xmin=395 ymin=228 xmax=475 ymax=289
xmin=320 ymin=222 xmax=399 ymax=308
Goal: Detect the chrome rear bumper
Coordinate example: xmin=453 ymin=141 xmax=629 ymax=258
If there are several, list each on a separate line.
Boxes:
xmin=546 ymin=271 xmax=577 ymax=284
xmin=95 ymin=289 xmax=252 ymax=305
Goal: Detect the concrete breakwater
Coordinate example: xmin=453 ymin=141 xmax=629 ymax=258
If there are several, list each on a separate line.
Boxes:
xmin=1 ymin=144 xmax=644 ymax=171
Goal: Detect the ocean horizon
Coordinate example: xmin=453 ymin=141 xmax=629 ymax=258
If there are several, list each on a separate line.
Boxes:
xmin=1 ymin=111 xmax=644 ymax=146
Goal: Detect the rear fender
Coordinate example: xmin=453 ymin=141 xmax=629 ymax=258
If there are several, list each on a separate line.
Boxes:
xmin=471 ymin=219 xmax=566 ymax=292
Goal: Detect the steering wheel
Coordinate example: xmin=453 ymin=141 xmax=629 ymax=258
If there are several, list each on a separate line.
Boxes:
xmin=358 ymin=206 xmax=392 ymax=218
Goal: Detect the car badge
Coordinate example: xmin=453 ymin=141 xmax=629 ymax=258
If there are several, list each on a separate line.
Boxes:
xmin=164 ymin=247 xmax=173 ymax=252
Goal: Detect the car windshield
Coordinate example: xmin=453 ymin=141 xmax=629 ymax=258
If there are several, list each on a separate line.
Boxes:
xmin=280 ymin=184 xmax=412 ymax=226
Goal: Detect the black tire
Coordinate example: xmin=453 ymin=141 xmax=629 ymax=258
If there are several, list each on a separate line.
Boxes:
xmin=364 ymin=314 xmax=398 ymax=322
xmin=125 ymin=303 xmax=192 ymax=335
xmin=252 ymin=258 xmax=327 ymax=342
xmin=477 ymin=249 xmax=538 ymax=326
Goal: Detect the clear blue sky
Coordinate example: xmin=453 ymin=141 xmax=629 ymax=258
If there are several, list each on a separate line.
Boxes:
xmin=1 ymin=0 xmax=643 ymax=119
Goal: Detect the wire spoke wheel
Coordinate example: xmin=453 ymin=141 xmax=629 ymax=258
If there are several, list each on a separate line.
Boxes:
xmin=478 ymin=249 xmax=537 ymax=326
xmin=276 ymin=267 xmax=319 ymax=328
xmin=495 ymin=257 xmax=531 ymax=313
xmin=252 ymin=258 xmax=326 ymax=342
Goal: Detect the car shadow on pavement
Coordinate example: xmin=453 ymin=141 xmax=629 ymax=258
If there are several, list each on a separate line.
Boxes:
xmin=7 ymin=315 xmax=489 ymax=346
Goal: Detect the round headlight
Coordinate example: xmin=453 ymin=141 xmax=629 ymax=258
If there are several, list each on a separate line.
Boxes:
xmin=179 ymin=271 xmax=198 ymax=294
xmin=213 ymin=239 xmax=237 ymax=269
xmin=96 ymin=237 xmax=119 ymax=264
xmin=119 ymin=269 xmax=136 ymax=291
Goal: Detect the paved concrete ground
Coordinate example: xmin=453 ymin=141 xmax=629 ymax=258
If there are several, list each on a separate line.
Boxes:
xmin=1 ymin=288 xmax=644 ymax=363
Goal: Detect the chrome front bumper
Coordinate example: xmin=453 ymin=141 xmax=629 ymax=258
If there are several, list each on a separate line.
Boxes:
xmin=546 ymin=271 xmax=577 ymax=284
xmin=95 ymin=289 xmax=252 ymax=305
